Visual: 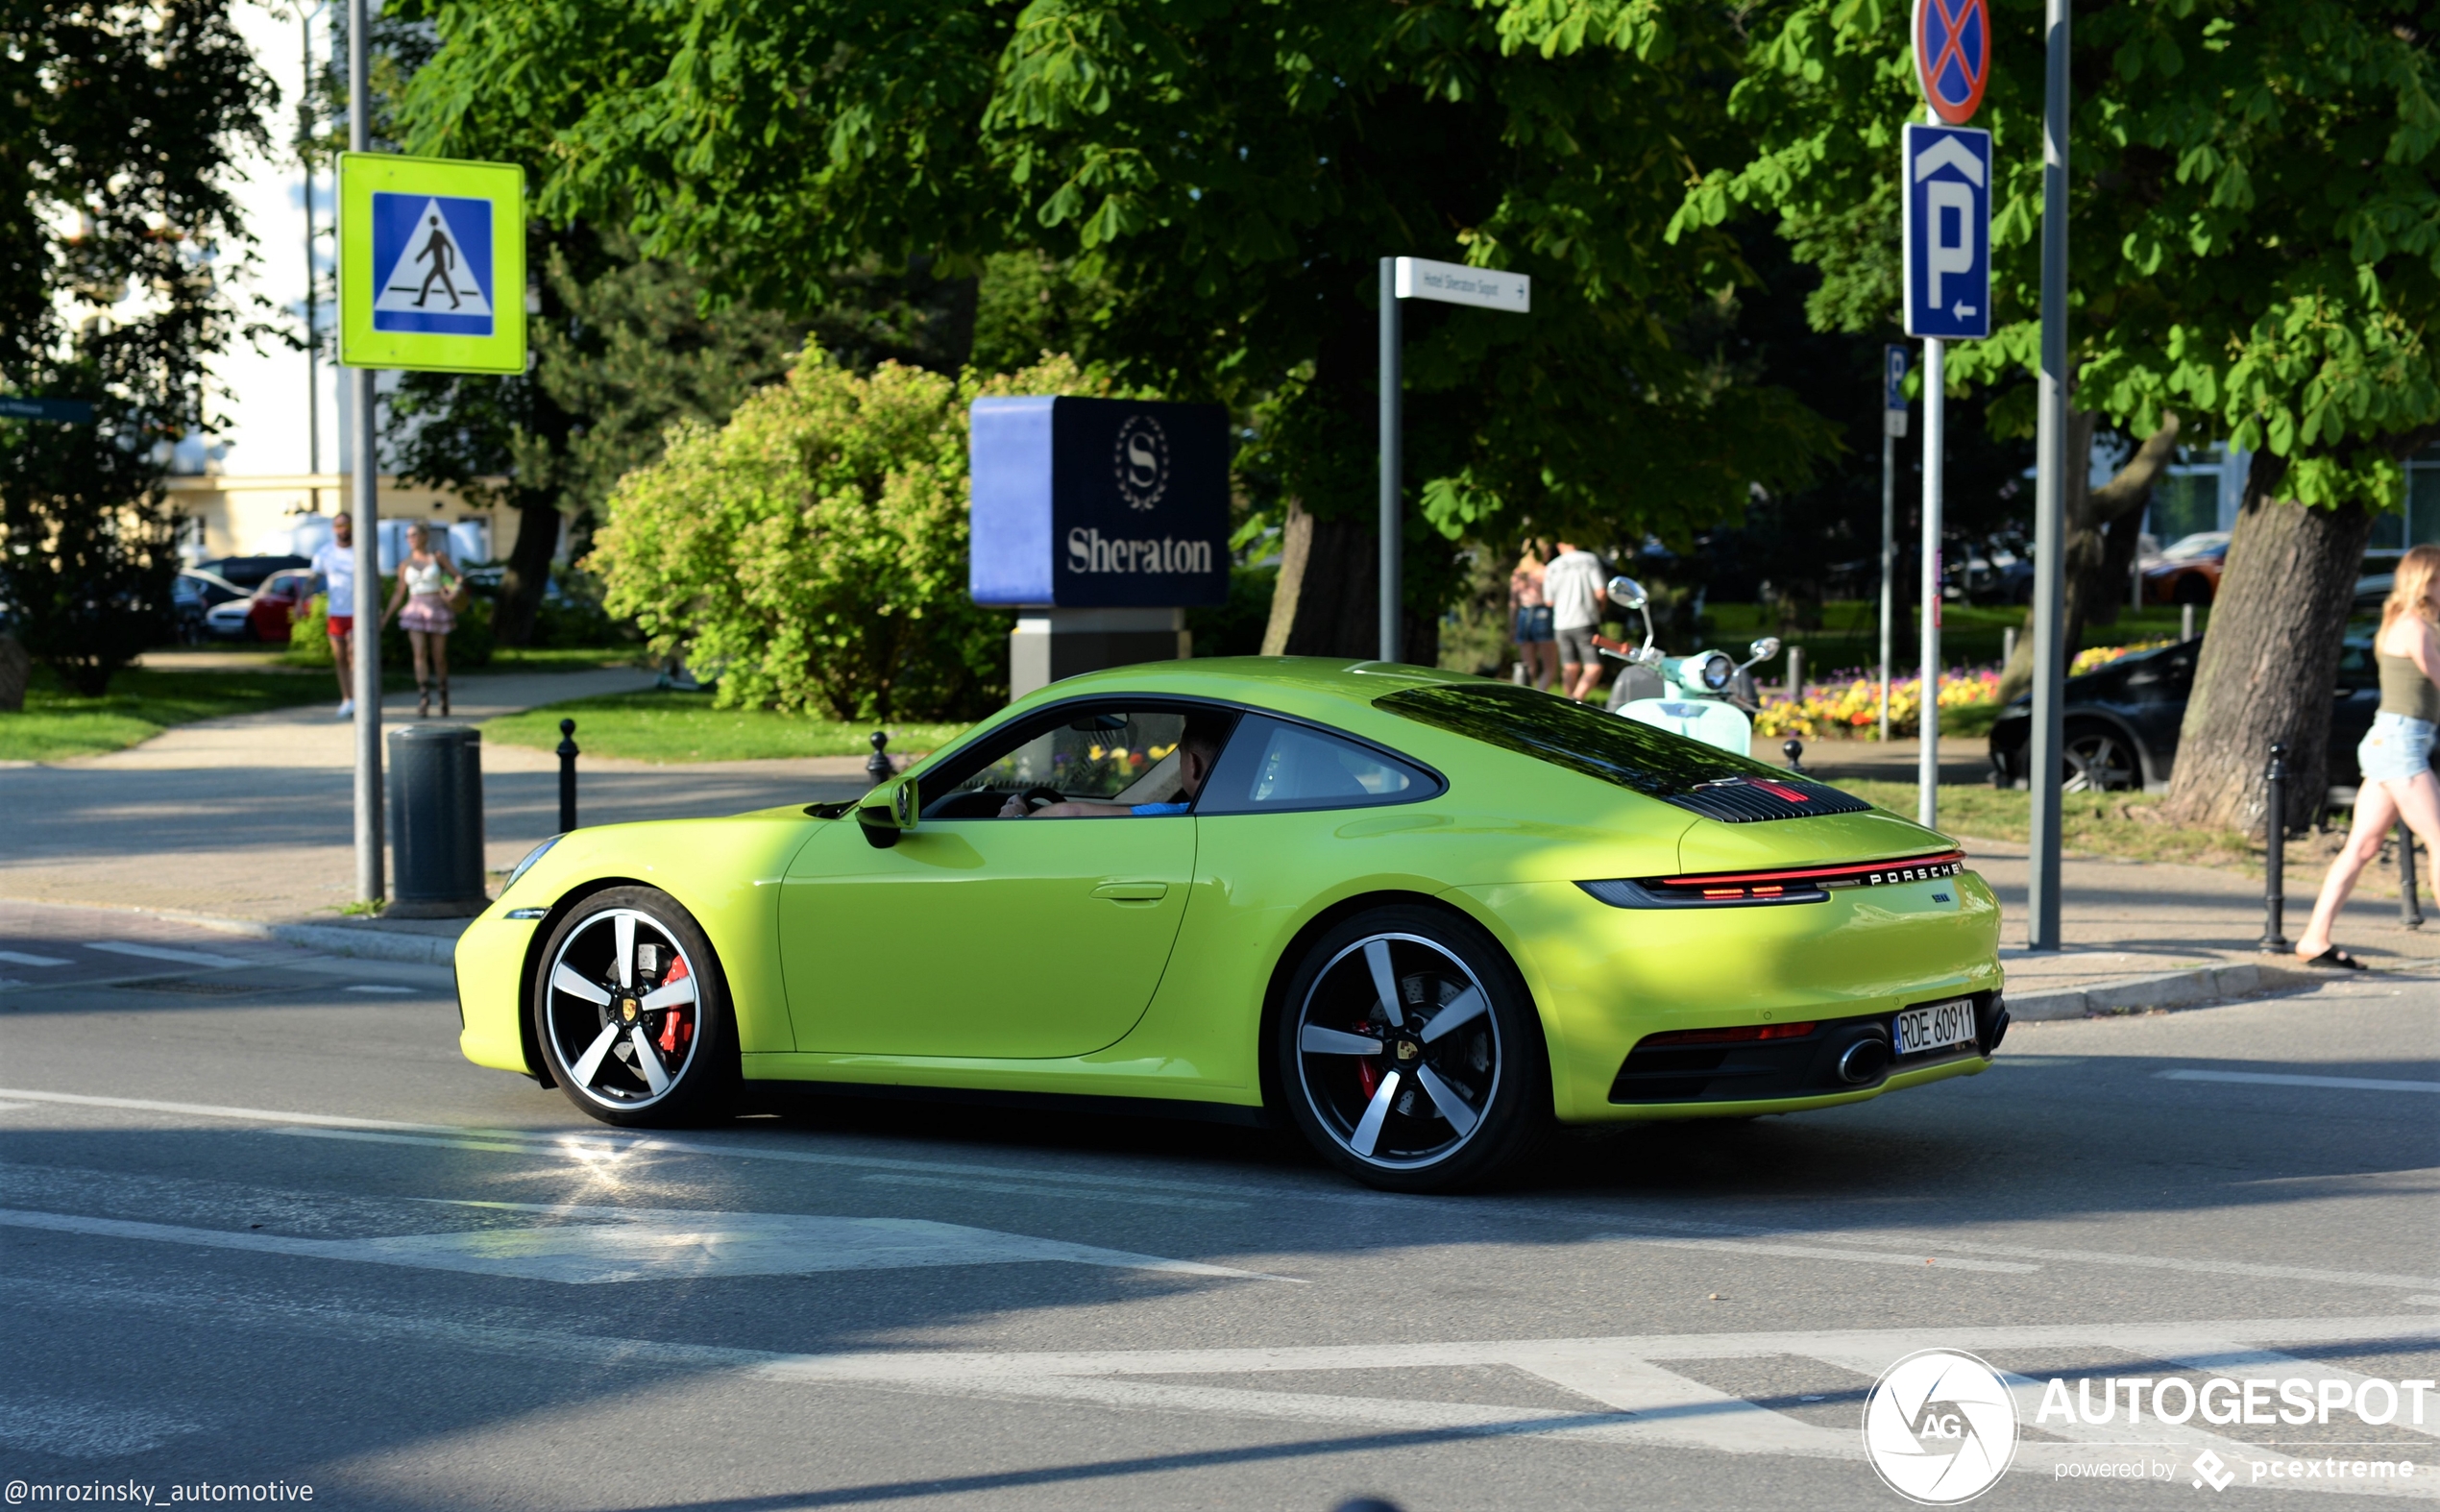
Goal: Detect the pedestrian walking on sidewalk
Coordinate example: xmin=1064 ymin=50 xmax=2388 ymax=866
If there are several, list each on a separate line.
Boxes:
xmin=1510 ymin=544 xmax=1557 ymax=692
xmin=305 ymin=511 xmax=357 ymax=719
xmin=2294 ymin=543 xmax=2440 ymax=969
xmin=380 ymin=522 xmax=463 ymax=719
xmin=1545 ymin=540 xmax=1608 ymax=702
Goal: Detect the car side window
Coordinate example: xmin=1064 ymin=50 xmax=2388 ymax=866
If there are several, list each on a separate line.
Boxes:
xmin=918 ymin=703 xmax=1236 ymax=819
xmin=1196 ymin=715 xmax=1439 ymax=816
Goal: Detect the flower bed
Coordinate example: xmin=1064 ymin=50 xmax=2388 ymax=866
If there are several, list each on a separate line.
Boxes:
xmin=1750 ymin=642 xmax=2167 ymax=740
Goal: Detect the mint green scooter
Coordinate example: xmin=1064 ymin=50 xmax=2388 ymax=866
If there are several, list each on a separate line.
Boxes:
xmin=1596 ymin=576 xmax=1781 ymax=759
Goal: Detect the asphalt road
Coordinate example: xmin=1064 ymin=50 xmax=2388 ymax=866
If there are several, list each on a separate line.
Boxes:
xmin=2 ymin=901 xmax=2436 ymax=1511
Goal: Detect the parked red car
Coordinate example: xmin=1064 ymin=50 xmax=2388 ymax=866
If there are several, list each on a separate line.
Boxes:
xmin=2139 ymin=532 xmax=2229 ymax=606
xmin=202 ymin=568 xmax=318 ymax=644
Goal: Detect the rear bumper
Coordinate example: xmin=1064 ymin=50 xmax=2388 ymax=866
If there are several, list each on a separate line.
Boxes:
xmin=1448 ymin=869 xmax=2004 ymax=1123
xmin=1608 ymin=993 xmax=2007 ymax=1106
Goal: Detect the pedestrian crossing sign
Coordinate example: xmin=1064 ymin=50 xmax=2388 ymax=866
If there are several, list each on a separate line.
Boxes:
xmin=338 ymin=153 xmax=525 ymax=374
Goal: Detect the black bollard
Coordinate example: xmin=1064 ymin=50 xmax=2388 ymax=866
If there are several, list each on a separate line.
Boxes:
xmin=1782 ymin=738 xmax=1807 ymax=775
xmin=866 ymin=730 xmax=893 ymax=789
xmin=2403 ymin=821 xmax=2426 ymax=930
xmin=2257 ymin=741 xmax=2289 ymax=953
xmin=556 ymin=718 xmax=579 ymax=833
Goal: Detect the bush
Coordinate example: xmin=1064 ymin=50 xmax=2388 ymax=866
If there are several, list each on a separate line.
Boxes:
xmin=592 ymin=349 xmax=1118 ymax=721
xmin=290 ymin=582 xmax=494 ymax=671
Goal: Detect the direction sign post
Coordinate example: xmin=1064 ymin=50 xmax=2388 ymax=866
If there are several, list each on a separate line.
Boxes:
xmin=1879 ymin=346 xmax=1909 ymax=744
xmin=1379 ymin=256 xmax=1530 ymax=664
xmin=334 ymin=39 xmax=527 ymax=906
xmin=1902 ymin=121 xmax=1990 ymax=830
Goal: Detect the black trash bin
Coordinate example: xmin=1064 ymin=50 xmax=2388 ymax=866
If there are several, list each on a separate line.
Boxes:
xmin=388 ymin=723 xmax=487 ymax=917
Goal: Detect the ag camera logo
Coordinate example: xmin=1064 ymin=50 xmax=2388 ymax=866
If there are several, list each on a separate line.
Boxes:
xmin=1112 ymin=414 xmax=1169 ymax=512
xmin=1865 ymin=1349 xmax=2018 ymax=1503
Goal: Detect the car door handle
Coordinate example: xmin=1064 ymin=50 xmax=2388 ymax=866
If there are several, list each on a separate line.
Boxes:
xmin=1093 ymin=882 xmax=1169 ymax=903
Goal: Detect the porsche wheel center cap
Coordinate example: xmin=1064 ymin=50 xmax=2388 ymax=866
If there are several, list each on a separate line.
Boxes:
xmin=1392 ymin=1038 xmax=1421 ymax=1063
xmin=618 ymin=997 xmax=641 ymax=1024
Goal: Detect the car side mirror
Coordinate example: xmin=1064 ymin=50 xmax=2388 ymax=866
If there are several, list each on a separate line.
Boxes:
xmin=857 ymin=776 xmax=918 ymax=849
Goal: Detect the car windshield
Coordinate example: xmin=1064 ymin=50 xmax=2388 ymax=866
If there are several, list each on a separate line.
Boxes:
xmin=1374 ymin=683 xmax=1793 ymax=797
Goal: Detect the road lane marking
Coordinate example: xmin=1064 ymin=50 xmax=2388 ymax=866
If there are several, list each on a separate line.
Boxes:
xmin=83 ymin=941 xmax=253 ymax=969
xmin=0 ymin=1203 xmax=1296 ymax=1284
xmin=0 ymin=950 xmax=69 ymax=967
xmin=859 ymin=1173 xmax=1248 ymax=1211
xmin=345 ymin=985 xmax=415 ymax=995
xmin=1595 ymin=1234 xmax=2039 ymax=1274
xmin=2158 ymin=1070 xmax=2440 ymax=1094
xmin=18 ymin=1278 xmax=2430 ymax=1495
xmin=12 ymin=1086 xmax=2438 ymax=1297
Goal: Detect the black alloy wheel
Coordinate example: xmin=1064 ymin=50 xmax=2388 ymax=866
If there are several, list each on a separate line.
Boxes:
xmin=2061 ymin=724 xmax=2141 ymax=793
xmin=1276 ymin=904 xmax=1551 ymax=1193
xmin=533 ymin=886 xmax=736 ymax=1126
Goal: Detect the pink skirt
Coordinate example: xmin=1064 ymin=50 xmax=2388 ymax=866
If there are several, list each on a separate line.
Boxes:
xmin=399 ymin=595 xmax=455 ymax=634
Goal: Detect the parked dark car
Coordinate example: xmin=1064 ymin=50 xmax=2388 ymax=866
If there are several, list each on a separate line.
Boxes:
xmin=201 ymin=568 xmax=317 ymax=644
xmin=170 ymin=569 xmax=249 ymax=644
xmin=1989 ymin=638 xmax=2383 ymax=794
xmin=194 ymin=554 xmax=309 ymax=593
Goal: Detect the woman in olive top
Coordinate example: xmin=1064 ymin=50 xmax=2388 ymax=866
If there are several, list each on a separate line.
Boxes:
xmin=2294 ymin=543 xmax=2440 ymax=968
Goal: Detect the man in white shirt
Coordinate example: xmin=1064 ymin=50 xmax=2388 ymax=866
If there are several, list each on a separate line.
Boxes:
xmin=305 ymin=511 xmax=358 ymax=718
xmin=1542 ymin=540 xmax=1608 ymax=701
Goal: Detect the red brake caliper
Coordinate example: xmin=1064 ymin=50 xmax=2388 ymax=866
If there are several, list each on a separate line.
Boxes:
xmin=657 ymin=956 xmax=692 ymax=1054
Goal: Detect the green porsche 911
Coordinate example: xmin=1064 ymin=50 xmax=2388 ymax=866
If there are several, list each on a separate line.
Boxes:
xmin=456 ymin=658 xmax=2005 ymax=1191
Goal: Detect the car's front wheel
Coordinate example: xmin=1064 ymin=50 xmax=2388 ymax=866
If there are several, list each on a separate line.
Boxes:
xmin=1275 ymin=904 xmax=1551 ymax=1193
xmin=533 ymin=886 xmax=736 ymax=1126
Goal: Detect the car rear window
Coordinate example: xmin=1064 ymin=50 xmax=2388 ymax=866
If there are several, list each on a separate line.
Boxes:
xmin=1374 ymin=682 xmax=1871 ymax=822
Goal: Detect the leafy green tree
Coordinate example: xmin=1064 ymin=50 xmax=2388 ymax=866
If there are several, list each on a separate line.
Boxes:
xmin=0 ymin=1 xmax=273 ymax=695
xmin=1678 ymin=0 xmax=2440 ymax=829
xmin=593 ymin=352 xmax=1110 ymax=719
xmin=392 ymin=0 xmax=1840 ymax=664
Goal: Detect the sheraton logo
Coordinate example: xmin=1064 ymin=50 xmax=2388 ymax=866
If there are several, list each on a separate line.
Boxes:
xmin=1064 ymin=528 xmax=1214 ymax=575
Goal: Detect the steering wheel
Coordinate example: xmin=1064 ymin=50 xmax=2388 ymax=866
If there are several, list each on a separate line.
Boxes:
xmin=1019 ymin=785 xmax=1063 ymax=813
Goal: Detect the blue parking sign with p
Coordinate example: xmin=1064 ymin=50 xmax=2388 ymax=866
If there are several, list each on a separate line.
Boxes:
xmin=1901 ymin=123 xmax=1990 ymax=341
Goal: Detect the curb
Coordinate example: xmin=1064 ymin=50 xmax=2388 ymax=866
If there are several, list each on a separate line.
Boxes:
xmin=181 ymin=914 xmax=466 ymax=968
xmin=2006 ymin=962 xmax=2318 ymax=1022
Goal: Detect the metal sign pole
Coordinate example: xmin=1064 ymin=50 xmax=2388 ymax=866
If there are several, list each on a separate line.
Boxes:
xmin=2026 ymin=0 xmax=2072 ymax=950
xmin=1880 ymin=345 xmax=1907 ymax=744
xmin=1918 ymin=337 xmax=1944 ymax=830
xmin=1379 ymin=257 xmax=1403 ymax=666
xmin=348 ymin=0 xmax=383 ymax=905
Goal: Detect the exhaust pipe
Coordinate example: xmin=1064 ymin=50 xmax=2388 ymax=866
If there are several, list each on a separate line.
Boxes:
xmin=1837 ymin=1038 xmax=1891 ymax=1085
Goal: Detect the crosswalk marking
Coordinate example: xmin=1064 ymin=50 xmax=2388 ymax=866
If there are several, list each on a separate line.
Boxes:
xmin=0 ymin=949 xmax=69 ymax=967
xmin=83 ymin=940 xmax=252 ymax=969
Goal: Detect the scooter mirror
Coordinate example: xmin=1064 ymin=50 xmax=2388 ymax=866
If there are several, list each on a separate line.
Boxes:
xmin=1606 ymin=576 xmax=1647 ymax=611
xmin=1749 ymin=636 xmax=1781 ymax=663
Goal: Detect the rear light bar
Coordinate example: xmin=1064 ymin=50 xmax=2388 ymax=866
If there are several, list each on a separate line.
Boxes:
xmin=1635 ymin=1022 xmax=1818 ymax=1048
xmin=1578 ymin=850 xmax=1965 ymax=910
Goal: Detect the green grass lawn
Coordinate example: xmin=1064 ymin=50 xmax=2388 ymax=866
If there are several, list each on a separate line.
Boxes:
xmin=482 ymin=690 xmax=971 ymax=765
xmin=0 ymin=665 xmax=382 ymax=763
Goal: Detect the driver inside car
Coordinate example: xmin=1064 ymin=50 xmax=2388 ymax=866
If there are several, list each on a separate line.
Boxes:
xmin=998 ymin=718 xmax=1228 ymax=818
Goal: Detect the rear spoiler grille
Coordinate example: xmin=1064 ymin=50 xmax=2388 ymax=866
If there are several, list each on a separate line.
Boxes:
xmin=1659 ymin=775 xmax=1873 ymax=823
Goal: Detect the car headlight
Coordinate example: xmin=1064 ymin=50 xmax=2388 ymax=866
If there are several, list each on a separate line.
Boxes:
xmin=505 ymin=834 xmax=561 ymax=890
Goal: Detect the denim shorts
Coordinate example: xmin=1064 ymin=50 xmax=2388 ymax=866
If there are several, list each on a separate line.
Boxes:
xmin=2357 ymin=711 xmax=2436 ymax=785
xmin=1513 ymin=605 xmax=1554 ymax=645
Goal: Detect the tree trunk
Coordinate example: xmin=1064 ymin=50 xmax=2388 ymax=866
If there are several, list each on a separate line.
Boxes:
xmin=2159 ymin=451 xmax=2374 ymax=835
xmin=1995 ymin=412 xmax=2180 ymax=703
xmin=0 ymin=633 xmax=28 ymax=713
xmin=492 ymin=498 xmax=562 ymax=647
xmin=1260 ymin=499 xmax=1379 ymax=656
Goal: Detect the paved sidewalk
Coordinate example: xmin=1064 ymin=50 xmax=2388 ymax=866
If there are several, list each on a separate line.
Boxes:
xmin=0 ymin=668 xmax=876 ymax=922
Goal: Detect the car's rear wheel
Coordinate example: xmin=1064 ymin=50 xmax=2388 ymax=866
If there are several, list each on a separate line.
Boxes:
xmin=1276 ymin=905 xmax=1550 ymax=1193
xmin=533 ymin=886 xmax=736 ymax=1126
xmin=2062 ymin=723 xmax=2141 ymax=793
xmin=2172 ymin=573 xmax=2213 ymax=606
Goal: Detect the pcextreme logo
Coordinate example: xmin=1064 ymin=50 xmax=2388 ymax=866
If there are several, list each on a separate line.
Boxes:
xmin=1864 ymin=1349 xmax=2018 ymax=1504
